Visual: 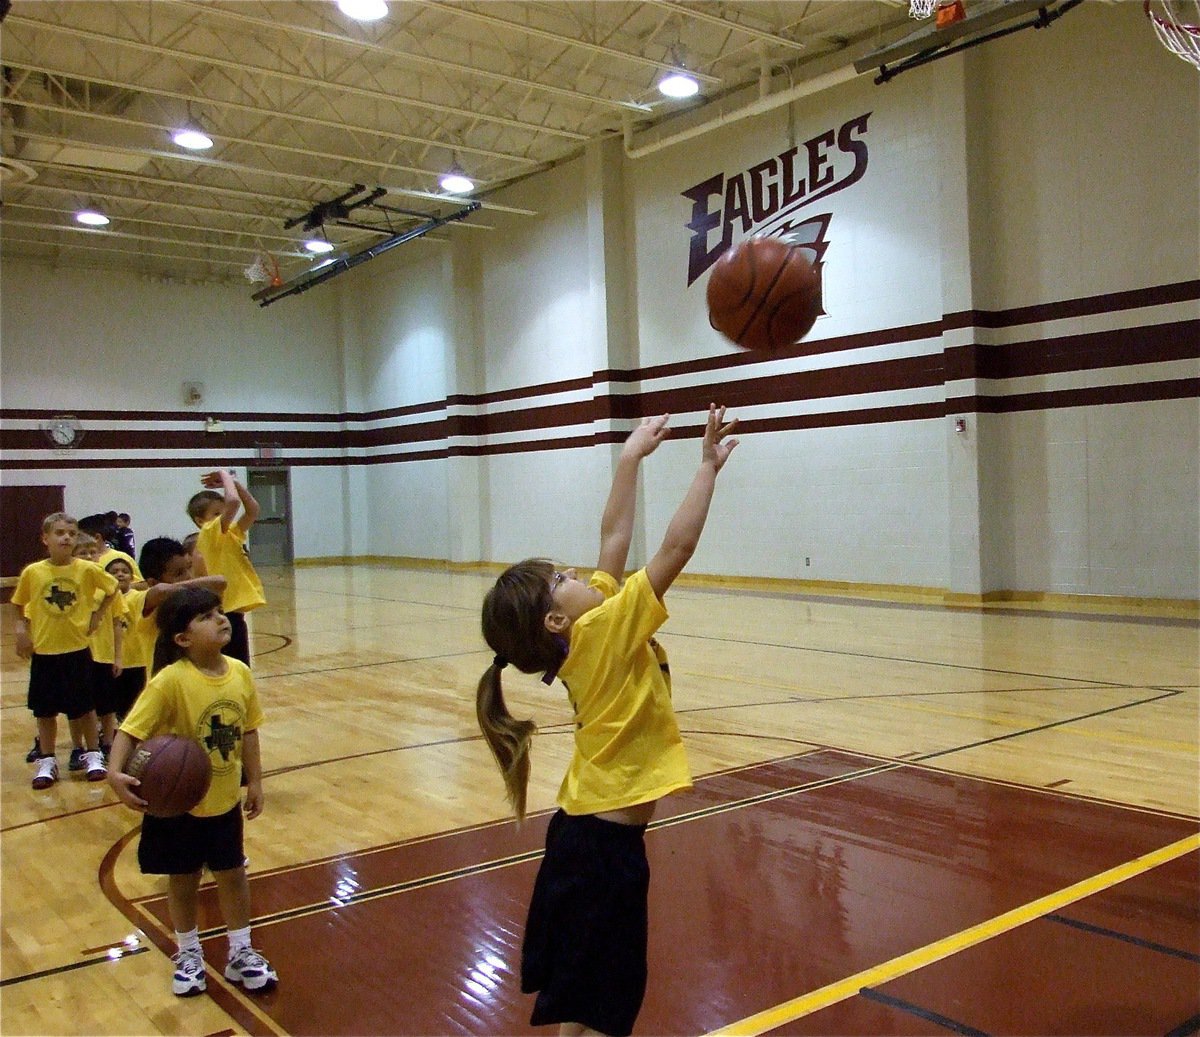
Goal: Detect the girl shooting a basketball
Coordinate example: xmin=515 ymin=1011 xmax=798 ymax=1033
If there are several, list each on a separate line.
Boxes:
xmin=477 ymin=403 xmax=739 ymax=1036
xmin=107 ymin=587 xmax=277 ymax=998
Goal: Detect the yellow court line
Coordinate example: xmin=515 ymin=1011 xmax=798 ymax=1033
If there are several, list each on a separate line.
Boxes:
xmin=709 ymin=832 xmax=1200 ymax=1036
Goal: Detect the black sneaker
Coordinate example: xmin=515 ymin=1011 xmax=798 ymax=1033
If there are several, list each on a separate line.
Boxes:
xmin=68 ymin=747 xmax=86 ymax=772
xmin=25 ymin=738 xmax=41 ymax=764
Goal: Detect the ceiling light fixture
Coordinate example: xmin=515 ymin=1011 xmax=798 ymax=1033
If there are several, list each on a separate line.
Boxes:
xmin=658 ymin=39 xmax=700 ymax=99
xmin=304 ymin=239 xmax=336 ymax=254
xmin=75 ymin=209 xmax=110 ymax=227
xmin=173 ymin=126 xmax=214 ymax=150
xmin=337 ymin=0 xmax=388 ymax=21
xmin=439 ymin=160 xmax=474 ymax=195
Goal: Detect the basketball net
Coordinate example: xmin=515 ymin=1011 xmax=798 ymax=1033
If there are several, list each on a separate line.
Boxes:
xmin=1145 ymin=0 xmax=1200 ymax=69
xmin=909 ymin=0 xmax=937 ymax=18
xmin=243 ymin=250 xmax=283 ymax=287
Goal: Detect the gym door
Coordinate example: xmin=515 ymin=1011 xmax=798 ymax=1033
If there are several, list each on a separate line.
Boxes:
xmin=246 ymin=468 xmax=293 ymax=567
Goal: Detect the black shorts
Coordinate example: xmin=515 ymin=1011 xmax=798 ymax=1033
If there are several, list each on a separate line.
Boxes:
xmin=138 ymin=803 xmax=244 ymax=875
xmin=90 ymin=660 xmax=120 ymax=716
xmin=27 ymin=649 xmax=94 ymax=720
xmin=107 ymin=666 xmax=146 ymax=720
xmin=522 ymin=810 xmax=650 ymax=1037
xmin=222 ymin=611 xmax=251 ymax=666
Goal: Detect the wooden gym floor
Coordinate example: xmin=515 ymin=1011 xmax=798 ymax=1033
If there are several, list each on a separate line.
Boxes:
xmin=1 ymin=563 xmax=1197 ymax=1036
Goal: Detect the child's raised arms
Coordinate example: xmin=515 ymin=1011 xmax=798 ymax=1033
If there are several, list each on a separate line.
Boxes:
xmin=596 ymin=413 xmax=671 ymax=580
xmin=645 ymin=404 xmax=738 ymax=600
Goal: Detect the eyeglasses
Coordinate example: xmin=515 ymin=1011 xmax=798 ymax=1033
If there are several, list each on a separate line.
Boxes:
xmin=549 ymin=570 xmax=567 ymax=593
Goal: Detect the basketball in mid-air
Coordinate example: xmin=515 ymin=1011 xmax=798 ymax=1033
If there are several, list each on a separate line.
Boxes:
xmin=126 ymin=735 xmax=212 ymax=817
xmin=706 ymin=237 xmax=822 ymax=351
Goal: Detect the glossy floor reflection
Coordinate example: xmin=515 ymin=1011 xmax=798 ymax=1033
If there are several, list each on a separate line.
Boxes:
xmin=129 ymin=751 xmax=1199 ymax=1036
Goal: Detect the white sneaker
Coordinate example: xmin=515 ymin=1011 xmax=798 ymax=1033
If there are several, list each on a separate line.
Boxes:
xmin=224 ymin=946 xmax=277 ymax=991
xmin=82 ymin=749 xmax=106 ymax=782
xmin=31 ymin=756 xmax=58 ymax=790
xmin=171 ymin=948 xmax=207 ymax=996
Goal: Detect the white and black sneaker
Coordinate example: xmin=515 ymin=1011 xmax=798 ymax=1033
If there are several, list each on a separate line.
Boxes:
xmin=224 ymin=946 xmax=278 ymax=991
xmin=171 ymin=948 xmax=207 ymax=997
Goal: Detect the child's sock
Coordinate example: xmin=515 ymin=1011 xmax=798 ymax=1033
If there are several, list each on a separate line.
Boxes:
xmin=227 ymin=926 xmax=252 ymax=957
xmin=175 ymin=928 xmax=201 ymax=955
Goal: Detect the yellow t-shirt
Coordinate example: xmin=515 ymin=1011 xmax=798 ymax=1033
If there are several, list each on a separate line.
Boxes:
xmin=98 ymin=547 xmax=143 ymax=582
xmin=87 ymin=587 xmax=129 ymax=665
xmin=117 ymin=588 xmax=150 ymax=669
xmin=119 ymin=657 xmax=263 ymax=817
xmin=556 ymin=568 xmax=692 ymax=814
xmin=11 ymin=558 xmax=119 ymax=655
xmin=195 ymin=518 xmax=265 ymax=614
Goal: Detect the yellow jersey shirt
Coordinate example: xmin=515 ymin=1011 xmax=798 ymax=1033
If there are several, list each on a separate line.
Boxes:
xmin=117 ymin=588 xmax=150 ymax=669
xmin=11 ymin=559 xmax=119 ymax=655
xmin=195 ymin=518 xmax=266 ymax=614
xmin=119 ymin=657 xmax=264 ymax=817
xmin=556 ymin=568 xmax=693 ymax=815
xmin=86 ymin=587 xmax=129 ymax=665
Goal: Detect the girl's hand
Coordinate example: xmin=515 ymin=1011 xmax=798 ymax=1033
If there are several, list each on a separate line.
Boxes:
xmin=244 ymin=781 xmax=264 ymax=820
xmin=112 ymin=662 xmax=124 ymax=678
xmin=702 ymin=404 xmax=739 ymax=472
xmin=623 ymin=413 xmax=671 ymax=459
xmin=107 ymin=771 xmax=148 ymax=812
xmin=15 ymin=629 xmax=33 ymax=660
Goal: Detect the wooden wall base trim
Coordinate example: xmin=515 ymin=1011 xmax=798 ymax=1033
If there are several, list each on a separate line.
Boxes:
xmin=291 ymin=558 xmax=1198 ymax=618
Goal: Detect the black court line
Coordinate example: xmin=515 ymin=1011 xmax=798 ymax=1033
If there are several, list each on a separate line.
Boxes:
xmin=671 ymin=629 xmax=1142 ymax=689
xmin=858 ymin=986 xmax=990 ymax=1035
xmin=1166 ymin=1015 xmax=1200 ymax=1037
xmin=1045 ymin=913 xmax=1200 ymax=964
xmin=0 ymin=945 xmax=148 ymax=987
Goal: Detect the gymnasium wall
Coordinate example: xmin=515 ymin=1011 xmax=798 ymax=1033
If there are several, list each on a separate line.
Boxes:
xmin=0 ymin=261 xmax=352 ymax=555
xmin=2 ymin=1 xmax=1196 ymax=602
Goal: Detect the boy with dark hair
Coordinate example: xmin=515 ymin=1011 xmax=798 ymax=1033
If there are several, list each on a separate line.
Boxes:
xmin=114 ymin=512 xmax=136 ymax=556
xmin=133 ymin=537 xmax=227 ymax=671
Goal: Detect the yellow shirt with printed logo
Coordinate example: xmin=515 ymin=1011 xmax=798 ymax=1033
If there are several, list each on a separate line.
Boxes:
xmin=556 ymin=568 xmax=692 ymax=815
xmin=12 ymin=559 xmax=119 ymax=655
xmin=195 ymin=518 xmax=265 ymax=614
xmin=119 ymin=657 xmax=264 ymax=817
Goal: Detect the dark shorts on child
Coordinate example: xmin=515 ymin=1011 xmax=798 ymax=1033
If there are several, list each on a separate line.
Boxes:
xmin=222 ymin=611 xmax=251 ymax=666
xmin=27 ymin=649 xmax=94 ymax=719
xmin=139 ymin=803 xmax=244 ymax=875
xmin=89 ymin=660 xmax=118 ymax=717
xmin=521 ymin=809 xmax=650 ymax=1037
xmin=104 ymin=666 xmax=146 ymax=719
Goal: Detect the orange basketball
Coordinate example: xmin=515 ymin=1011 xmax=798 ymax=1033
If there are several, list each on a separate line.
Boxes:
xmin=706 ymin=237 xmax=821 ymax=351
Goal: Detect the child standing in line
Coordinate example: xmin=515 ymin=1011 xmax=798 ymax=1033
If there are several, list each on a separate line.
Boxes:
xmin=12 ymin=513 xmax=119 ymax=788
xmin=187 ymin=469 xmax=265 ymax=666
xmin=80 ymin=516 xmax=143 ymax=580
xmin=133 ymin=537 xmax=228 ymax=667
xmin=73 ymin=535 xmax=128 ymax=761
xmin=477 ymin=404 xmax=739 ymax=1037
xmin=104 ymin=557 xmax=146 ymax=743
xmin=107 ymin=587 xmax=277 ymax=998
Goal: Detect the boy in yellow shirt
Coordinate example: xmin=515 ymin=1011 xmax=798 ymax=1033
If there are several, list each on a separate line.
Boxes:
xmin=72 ymin=534 xmax=128 ymax=767
xmin=12 ymin=513 xmax=120 ymax=788
xmin=186 ymin=469 xmax=265 ymax=666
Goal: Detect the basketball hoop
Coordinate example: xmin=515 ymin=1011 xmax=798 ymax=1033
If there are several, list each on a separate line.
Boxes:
xmin=243 ymin=250 xmax=283 ymax=287
xmin=1145 ymin=0 xmax=1200 ymax=69
xmin=909 ymin=0 xmax=937 ymax=18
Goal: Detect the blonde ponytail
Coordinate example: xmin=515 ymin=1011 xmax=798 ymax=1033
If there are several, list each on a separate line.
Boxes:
xmin=476 ymin=660 xmax=537 ymax=820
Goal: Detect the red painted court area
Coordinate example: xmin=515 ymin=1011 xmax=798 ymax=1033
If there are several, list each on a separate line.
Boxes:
xmin=125 ymin=751 xmax=1200 ymax=1036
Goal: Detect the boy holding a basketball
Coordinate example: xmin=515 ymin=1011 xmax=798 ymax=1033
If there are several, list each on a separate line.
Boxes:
xmin=186 ymin=469 xmax=265 ymax=666
xmin=12 ymin=512 xmax=120 ymax=789
xmin=476 ymin=405 xmax=739 ymax=1036
xmin=108 ymin=586 xmax=277 ymax=998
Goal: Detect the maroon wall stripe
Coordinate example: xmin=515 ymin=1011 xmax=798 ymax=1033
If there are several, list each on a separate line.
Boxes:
xmin=942 ymin=279 xmax=1200 ymax=332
